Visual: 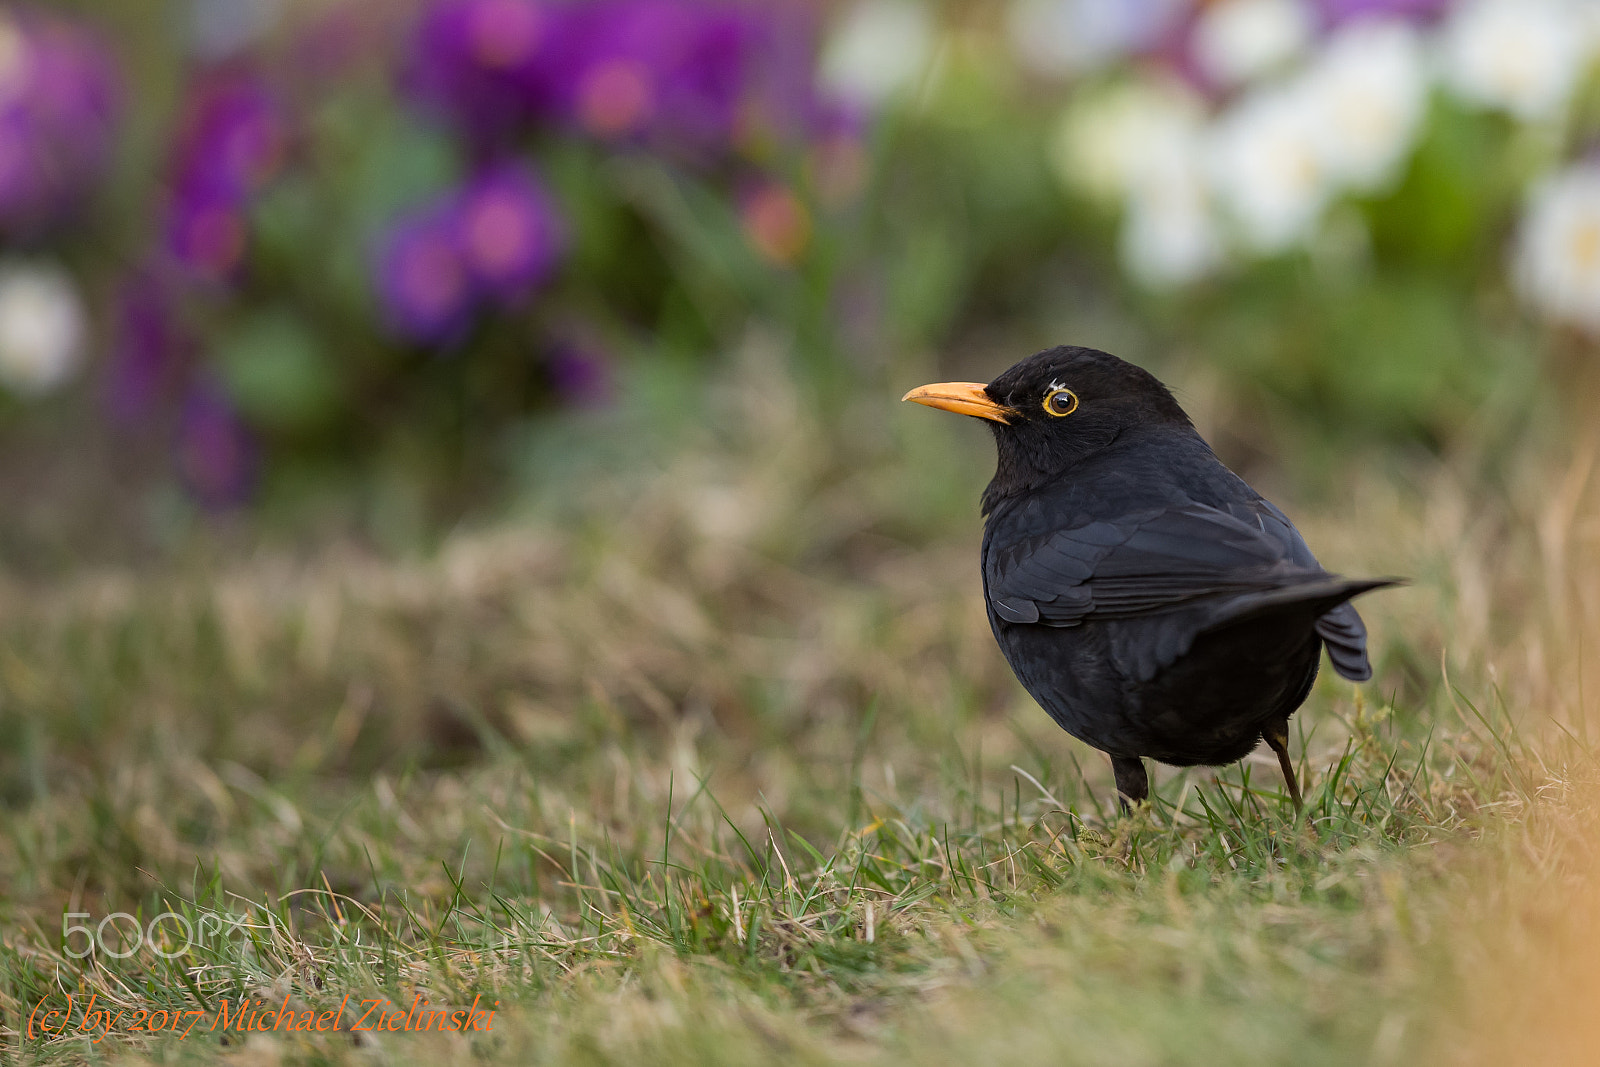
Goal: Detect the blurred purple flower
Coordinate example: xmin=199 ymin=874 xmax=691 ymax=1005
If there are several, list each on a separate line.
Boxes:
xmin=374 ymin=202 xmax=474 ymax=343
xmin=556 ymin=0 xmax=761 ymax=149
xmin=545 ymin=0 xmax=674 ymax=140
xmin=402 ymin=0 xmax=566 ymax=140
xmin=547 ymin=341 xmax=612 ymax=407
xmin=165 ymin=189 xmax=250 ymax=282
xmin=0 ymin=8 xmax=121 ymax=237
xmin=659 ymin=8 xmax=759 ymax=146
xmin=403 ymin=0 xmax=830 ymax=157
xmin=376 ymin=163 xmax=566 ymax=341
xmin=0 ymin=113 xmax=45 ymax=220
xmin=170 ymin=72 xmax=287 ymax=201
xmin=177 ymin=381 xmax=257 ymax=507
xmin=456 ymin=163 xmax=565 ymax=301
xmin=1314 ymin=0 xmax=1453 ymax=27
xmin=104 ymin=273 xmax=191 ymax=425
xmin=163 ymin=72 xmax=287 ymax=280
xmin=746 ymin=3 xmax=832 ymax=147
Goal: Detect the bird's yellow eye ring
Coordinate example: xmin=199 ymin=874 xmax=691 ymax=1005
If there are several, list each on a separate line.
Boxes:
xmin=1043 ymin=388 xmax=1078 ymax=417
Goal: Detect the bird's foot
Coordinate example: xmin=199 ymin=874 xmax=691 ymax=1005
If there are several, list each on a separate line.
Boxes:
xmin=1111 ymin=755 xmax=1149 ymax=814
xmin=1109 ymin=755 xmax=1154 ymax=860
xmin=1262 ymin=721 xmax=1304 ymax=812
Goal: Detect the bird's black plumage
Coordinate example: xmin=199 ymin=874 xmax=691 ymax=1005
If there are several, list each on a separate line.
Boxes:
xmin=904 ymin=346 xmax=1396 ymax=807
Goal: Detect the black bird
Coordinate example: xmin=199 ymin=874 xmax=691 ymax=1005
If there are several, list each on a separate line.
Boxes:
xmin=903 ymin=346 xmax=1396 ymax=809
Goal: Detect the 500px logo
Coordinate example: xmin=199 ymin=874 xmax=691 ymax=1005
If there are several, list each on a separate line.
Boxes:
xmin=62 ymin=910 xmax=259 ymax=959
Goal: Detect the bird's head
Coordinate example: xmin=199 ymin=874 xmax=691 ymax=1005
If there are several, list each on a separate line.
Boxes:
xmin=903 ymin=346 xmax=1194 ymax=510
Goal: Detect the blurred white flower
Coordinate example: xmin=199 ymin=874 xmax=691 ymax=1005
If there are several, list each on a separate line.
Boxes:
xmin=1439 ymin=0 xmax=1593 ymax=122
xmin=0 ymin=262 xmax=87 ymax=398
xmin=1515 ymin=163 xmax=1600 ymax=335
xmin=1192 ymin=0 xmax=1314 ymax=89
xmin=1301 ymin=19 xmax=1428 ymax=192
xmin=1052 ymin=76 xmax=1223 ymax=286
xmin=1004 ymin=0 xmax=1186 ymax=79
xmin=1121 ymin=161 xmax=1225 ymax=288
xmin=1051 ymin=76 xmax=1207 ymax=206
xmin=820 ymin=0 xmax=935 ymax=108
xmin=1207 ymin=82 xmax=1330 ymax=253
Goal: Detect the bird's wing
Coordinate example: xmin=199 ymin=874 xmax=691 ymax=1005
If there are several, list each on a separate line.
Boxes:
xmin=984 ymin=503 xmax=1367 ymax=682
xmin=985 ymin=503 xmax=1303 ymax=628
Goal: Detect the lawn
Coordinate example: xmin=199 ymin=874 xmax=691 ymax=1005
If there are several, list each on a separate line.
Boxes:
xmin=2 ymin=362 xmax=1597 ymax=1065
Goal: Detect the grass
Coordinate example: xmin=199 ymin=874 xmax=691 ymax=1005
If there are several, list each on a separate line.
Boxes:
xmin=1 ymin=360 xmax=1597 ymax=1065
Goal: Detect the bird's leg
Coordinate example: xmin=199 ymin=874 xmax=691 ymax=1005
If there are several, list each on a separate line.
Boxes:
xmin=1262 ymin=720 xmax=1303 ymax=810
xmin=1111 ymin=756 xmax=1148 ymax=814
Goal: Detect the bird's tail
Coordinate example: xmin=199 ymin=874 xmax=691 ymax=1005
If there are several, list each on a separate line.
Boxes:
xmin=1316 ymin=600 xmax=1377 ymax=681
xmin=1212 ymin=576 xmax=1402 ymax=681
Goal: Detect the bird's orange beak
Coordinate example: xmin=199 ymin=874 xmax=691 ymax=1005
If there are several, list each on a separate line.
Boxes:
xmin=901 ymin=382 xmax=1013 ymax=424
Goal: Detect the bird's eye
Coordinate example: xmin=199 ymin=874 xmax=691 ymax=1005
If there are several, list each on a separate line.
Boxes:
xmin=1042 ymin=388 xmax=1078 ymax=417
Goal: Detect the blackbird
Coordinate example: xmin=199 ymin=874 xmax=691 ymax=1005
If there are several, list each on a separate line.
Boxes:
xmin=903 ymin=346 xmax=1396 ymax=809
